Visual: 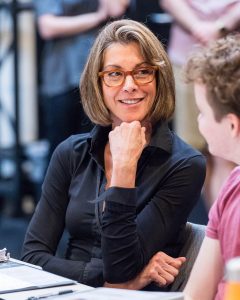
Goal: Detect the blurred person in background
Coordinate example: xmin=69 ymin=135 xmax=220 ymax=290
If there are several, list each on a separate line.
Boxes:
xmin=184 ymin=33 xmax=240 ymax=300
xmin=160 ymin=0 xmax=240 ymax=208
xmin=35 ymin=0 xmax=130 ymax=157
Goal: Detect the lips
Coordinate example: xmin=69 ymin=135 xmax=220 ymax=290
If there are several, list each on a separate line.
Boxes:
xmin=119 ymin=98 xmax=144 ymax=104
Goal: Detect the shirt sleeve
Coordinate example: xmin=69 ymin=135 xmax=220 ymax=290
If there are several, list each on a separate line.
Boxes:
xmin=21 ymin=140 xmax=103 ymax=287
xmin=206 ymin=167 xmax=240 ymax=260
xmin=101 ymin=154 xmax=206 ymax=283
xmin=206 ymin=199 xmax=220 ymax=240
xmin=34 ymin=0 xmax=97 ymax=17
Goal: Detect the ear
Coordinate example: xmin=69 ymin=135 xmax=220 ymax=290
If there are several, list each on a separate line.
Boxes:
xmin=227 ymin=113 xmax=240 ymax=137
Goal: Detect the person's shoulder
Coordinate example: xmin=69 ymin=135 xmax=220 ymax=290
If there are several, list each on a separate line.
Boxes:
xmin=229 ymin=165 xmax=240 ymax=180
xmin=172 ymin=131 xmax=204 ymax=158
xmin=56 ymin=132 xmax=91 ymax=154
xmin=171 ymin=132 xmax=206 ymax=176
xmin=220 ymin=165 xmax=240 ymax=195
xmin=208 ymin=166 xmax=240 ymax=231
xmin=48 ymin=132 xmax=92 ymax=174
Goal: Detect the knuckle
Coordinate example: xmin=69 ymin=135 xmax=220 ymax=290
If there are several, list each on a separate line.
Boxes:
xmin=149 ymin=269 xmax=156 ymax=277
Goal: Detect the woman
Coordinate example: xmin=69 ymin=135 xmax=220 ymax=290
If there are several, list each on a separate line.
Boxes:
xmin=22 ymin=19 xmax=205 ymax=290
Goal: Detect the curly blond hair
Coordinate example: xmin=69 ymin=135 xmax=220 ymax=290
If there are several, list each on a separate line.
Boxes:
xmin=185 ymin=34 xmax=240 ymax=121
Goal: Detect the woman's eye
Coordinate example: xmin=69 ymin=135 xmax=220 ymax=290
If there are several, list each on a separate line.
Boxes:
xmin=107 ymin=71 xmax=123 ymax=77
xmin=136 ymin=68 xmax=152 ymax=76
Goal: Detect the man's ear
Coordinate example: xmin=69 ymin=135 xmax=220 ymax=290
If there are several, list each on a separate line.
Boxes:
xmin=227 ymin=113 xmax=240 ymax=137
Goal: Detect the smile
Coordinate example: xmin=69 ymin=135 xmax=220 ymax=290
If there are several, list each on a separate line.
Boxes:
xmin=119 ymin=98 xmax=144 ymax=104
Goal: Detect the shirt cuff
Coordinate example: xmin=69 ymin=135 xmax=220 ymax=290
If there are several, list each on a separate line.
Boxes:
xmin=104 ymin=186 xmax=137 ymax=206
xmin=82 ymin=258 xmax=104 ymax=287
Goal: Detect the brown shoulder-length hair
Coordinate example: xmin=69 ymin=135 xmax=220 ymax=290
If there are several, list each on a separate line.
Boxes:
xmin=185 ymin=33 xmax=240 ymax=121
xmin=80 ymin=19 xmax=175 ymax=126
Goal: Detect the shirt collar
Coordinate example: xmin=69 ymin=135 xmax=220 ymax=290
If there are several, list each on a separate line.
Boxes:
xmin=88 ymin=125 xmax=111 ymax=169
xmin=148 ymin=121 xmax=173 ymax=153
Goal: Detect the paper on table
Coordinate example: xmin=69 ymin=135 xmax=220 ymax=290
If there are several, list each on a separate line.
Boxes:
xmin=0 ymin=273 xmax=33 ymax=290
xmin=0 ymin=260 xmax=76 ymax=294
xmin=0 ymin=284 xmax=93 ymax=300
xmin=57 ymin=287 xmax=184 ymax=300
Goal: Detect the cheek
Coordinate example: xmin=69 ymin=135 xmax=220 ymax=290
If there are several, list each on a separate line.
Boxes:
xmin=102 ymin=85 xmax=108 ymax=100
xmin=102 ymin=86 xmax=115 ymax=107
xmin=197 ymin=116 xmax=208 ymax=140
xmin=146 ymin=82 xmax=156 ymax=104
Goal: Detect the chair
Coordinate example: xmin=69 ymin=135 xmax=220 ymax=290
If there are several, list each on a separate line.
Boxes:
xmin=170 ymin=222 xmax=206 ymax=292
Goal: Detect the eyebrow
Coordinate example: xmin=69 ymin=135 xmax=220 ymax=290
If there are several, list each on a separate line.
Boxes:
xmin=102 ymin=62 xmax=150 ymax=71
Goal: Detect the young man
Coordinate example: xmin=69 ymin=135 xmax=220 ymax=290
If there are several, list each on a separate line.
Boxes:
xmin=183 ymin=34 xmax=240 ymax=300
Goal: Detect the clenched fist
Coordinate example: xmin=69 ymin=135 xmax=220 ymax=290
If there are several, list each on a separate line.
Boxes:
xmin=107 ymin=121 xmax=147 ymax=188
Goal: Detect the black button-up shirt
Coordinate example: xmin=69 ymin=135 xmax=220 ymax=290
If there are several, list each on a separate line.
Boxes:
xmin=22 ymin=122 xmax=205 ymax=288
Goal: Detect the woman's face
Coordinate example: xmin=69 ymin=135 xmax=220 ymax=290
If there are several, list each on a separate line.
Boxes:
xmin=101 ymin=42 xmax=156 ymax=127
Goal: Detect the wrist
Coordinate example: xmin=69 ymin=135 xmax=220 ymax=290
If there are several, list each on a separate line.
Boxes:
xmin=96 ymin=10 xmax=108 ymax=24
xmin=110 ymin=164 xmax=137 ymax=188
xmin=190 ymin=20 xmax=202 ymax=37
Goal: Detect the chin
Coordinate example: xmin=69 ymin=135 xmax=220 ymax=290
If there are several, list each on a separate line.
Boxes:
xmin=208 ymin=147 xmax=222 ymax=159
xmin=111 ymin=113 xmax=148 ymax=125
xmin=120 ymin=117 xmax=143 ymax=123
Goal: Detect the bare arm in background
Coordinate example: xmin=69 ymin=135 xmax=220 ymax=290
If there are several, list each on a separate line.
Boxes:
xmin=38 ymin=0 xmax=129 ymax=40
xmin=184 ymin=237 xmax=223 ymax=300
xmin=160 ymin=0 xmax=240 ymax=44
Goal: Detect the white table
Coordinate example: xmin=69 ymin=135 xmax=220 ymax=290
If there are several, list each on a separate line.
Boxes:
xmin=0 ymin=283 xmax=92 ymax=300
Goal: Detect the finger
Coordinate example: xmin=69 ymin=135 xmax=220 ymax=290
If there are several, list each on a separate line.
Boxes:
xmin=154 ymin=252 xmax=185 ymax=269
xmin=156 ymin=275 xmax=168 ymax=287
xmin=159 ymin=253 xmax=185 ymax=267
xmin=141 ymin=127 xmax=147 ymax=147
xmin=159 ymin=262 xmax=180 ymax=277
xmin=177 ymin=257 xmax=187 ymax=263
xmin=149 ymin=269 xmax=167 ymax=287
xmin=154 ymin=251 xmax=179 ymax=265
xmin=155 ymin=265 xmax=176 ymax=284
xmin=129 ymin=120 xmax=141 ymax=128
xmin=168 ymin=257 xmax=186 ymax=269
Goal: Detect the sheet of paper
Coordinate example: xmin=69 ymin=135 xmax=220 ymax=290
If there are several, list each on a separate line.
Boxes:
xmin=0 ymin=284 xmax=93 ymax=300
xmin=0 ymin=273 xmax=33 ymax=290
xmin=58 ymin=288 xmax=184 ymax=300
xmin=0 ymin=260 xmax=76 ymax=293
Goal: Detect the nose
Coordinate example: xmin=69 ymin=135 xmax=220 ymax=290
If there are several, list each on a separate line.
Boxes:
xmin=122 ymin=74 xmax=138 ymax=92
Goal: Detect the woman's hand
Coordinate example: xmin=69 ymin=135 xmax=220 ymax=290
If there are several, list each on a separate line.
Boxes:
xmin=109 ymin=121 xmax=147 ymax=168
xmin=100 ymin=0 xmax=130 ymax=18
xmin=191 ymin=21 xmax=221 ymax=45
xmin=108 ymin=121 xmax=147 ymax=188
xmin=104 ymin=251 xmax=186 ymax=290
xmin=133 ymin=251 xmax=186 ymax=289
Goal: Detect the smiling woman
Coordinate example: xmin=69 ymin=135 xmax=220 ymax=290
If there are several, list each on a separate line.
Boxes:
xmin=22 ymin=19 xmax=206 ymax=291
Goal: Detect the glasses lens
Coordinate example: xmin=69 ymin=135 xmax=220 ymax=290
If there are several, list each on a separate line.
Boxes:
xmin=104 ymin=70 xmax=124 ymax=87
xmin=133 ymin=68 xmax=155 ymax=84
xmin=101 ymin=67 xmax=156 ymax=87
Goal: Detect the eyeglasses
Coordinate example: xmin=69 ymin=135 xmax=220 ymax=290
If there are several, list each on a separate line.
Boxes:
xmin=98 ymin=66 xmax=158 ymax=87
